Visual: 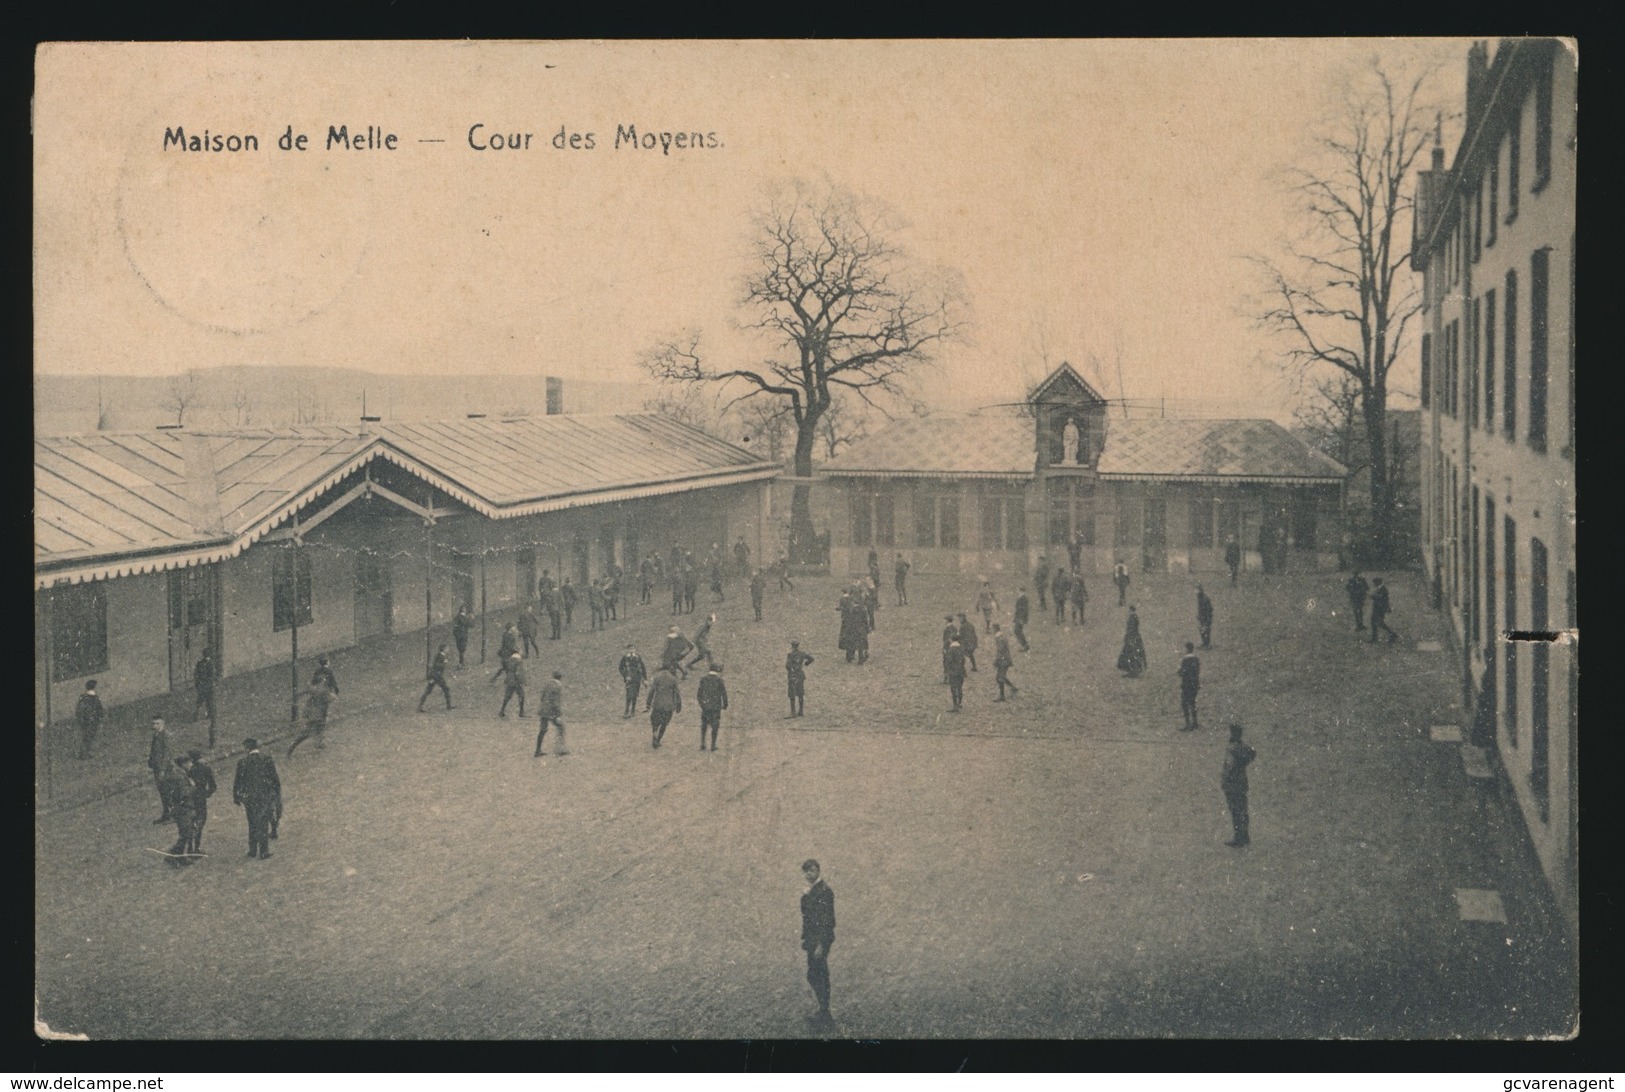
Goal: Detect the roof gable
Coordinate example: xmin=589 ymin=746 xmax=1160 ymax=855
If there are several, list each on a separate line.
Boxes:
xmin=1028 ymin=362 xmax=1107 ymax=407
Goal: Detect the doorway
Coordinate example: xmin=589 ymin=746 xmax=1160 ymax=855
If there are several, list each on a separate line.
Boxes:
xmin=1141 ymin=499 xmax=1166 ymax=572
xmin=168 ymin=566 xmax=221 ymax=691
xmin=354 ymin=550 xmax=394 ymax=642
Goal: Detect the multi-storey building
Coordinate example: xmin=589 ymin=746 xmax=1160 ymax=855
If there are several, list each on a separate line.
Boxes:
xmin=1413 ymin=39 xmax=1576 ymax=931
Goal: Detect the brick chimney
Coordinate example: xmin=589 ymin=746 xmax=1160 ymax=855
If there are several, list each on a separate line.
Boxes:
xmin=1465 ymin=40 xmax=1490 ymax=136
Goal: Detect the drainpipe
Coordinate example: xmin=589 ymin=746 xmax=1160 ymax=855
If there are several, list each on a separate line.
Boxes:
xmin=425 ymin=516 xmax=434 ymax=675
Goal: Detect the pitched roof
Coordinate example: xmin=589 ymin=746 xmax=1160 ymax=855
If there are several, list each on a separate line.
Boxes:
xmin=36 ymin=416 xmax=777 ymax=585
xmin=820 ymin=415 xmax=1035 ymax=478
xmin=821 ymin=414 xmax=1346 ymax=483
xmin=1028 ymin=361 xmax=1107 ymax=406
xmin=1095 ymin=418 xmax=1349 ymax=482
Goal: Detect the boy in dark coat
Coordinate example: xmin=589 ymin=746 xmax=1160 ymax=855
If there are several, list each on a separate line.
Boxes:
xmin=697 ymin=663 xmax=728 ymax=751
xmin=75 ymin=680 xmax=105 ymax=760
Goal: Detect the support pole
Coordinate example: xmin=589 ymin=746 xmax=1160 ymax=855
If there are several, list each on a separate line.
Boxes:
xmin=425 ymin=517 xmax=435 ymax=674
xmin=289 ymin=519 xmax=302 ymax=724
xmin=479 ymin=535 xmax=488 ymax=665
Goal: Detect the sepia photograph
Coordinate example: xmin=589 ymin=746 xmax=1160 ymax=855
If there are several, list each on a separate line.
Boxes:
xmin=32 ymin=38 xmax=1577 ymax=1042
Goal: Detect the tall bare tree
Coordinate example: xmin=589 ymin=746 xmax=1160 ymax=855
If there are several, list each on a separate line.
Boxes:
xmin=738 ymin=398 xmax=793 ymax=463
xmin=162 ymin=370 xmax=200 ymax=427
xmin=642 ymin=178 xmax=967 ymax=561
xmin=1255 ymin=60 xmax=1436 ymax=564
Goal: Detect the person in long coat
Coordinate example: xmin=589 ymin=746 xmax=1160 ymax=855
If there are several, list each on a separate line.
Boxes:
xmin=1116 ymin=605 xmax=1148 ymax=677
xmin=957 ymin=613 xmax=979 ymax=672
xmin=838 ymin=593 xmax=863 ymax=663
xmin=646 ymin=667 xmax=682 ymax=749
xmin=1052 ymin=568 xmax=1071 ymax=624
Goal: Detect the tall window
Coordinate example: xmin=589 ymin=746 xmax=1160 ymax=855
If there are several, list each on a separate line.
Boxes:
xmin=849 ymin=491 xmax=872 ymax=548
xmin=1485 ymin=497 xmax=1497 ymax=650
xmin=50 ymin=583 xmax=108 ymax=680
xmin=272 ymin=547 xmax=314 ymax=631
xmin=1487 ymin=150 xmax=1500 ymax=247
xmin=1420 ymin=332 xmax=1432 ymax=410
xmin=1046 ymin=478 xmax=1093 ymax=547
xmin=1291 ymin=490 xmax=1318 ymax=551
xmin=1529 ymin=248 xmax=1550 ymax=452
xmin=1468 ymin=298 xmax=1480 ymax=429
xmin=1506 ymin=111 xmax=1521 ymax=221
xmin=1483 ymin=290 xmax=1496 ymax=428
xmin=1114 ymin=495 xmax=1142 ymax=548
xmin=1471 ymin=185 xmax=1483 ymax=262
xmin=1449 ymin=320 xmax=1461 ymax=417
xmin=1217 ymin=501 xmax=1241 ymax=549
xmin=912 ymin=487 xmax=959 ymax=548
xmin=1189 ymin=497 xmax=1215 ymax=548
xmin=1504 ymin=517 xmax=1519 ymax=746
xmin=1533 ymin=55 xmax=1554 ymax=192
xmin=979 ymin=483 xmax=1026 ymax=551
xmin=1504 ymin=270 xmax=1518 ymax=439
xmin=1530 ymin=536 xmax=1550 ymax=820
xmin=874 ymin=493 xmax=895 ymax=547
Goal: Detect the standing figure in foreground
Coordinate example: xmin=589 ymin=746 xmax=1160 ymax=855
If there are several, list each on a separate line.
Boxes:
xmin=1069 ymin=572 xmax=1089 ymax=625
xmin=1116 ymin=606 xmax=1147 ymax=677
xmin=288 ymin=678 xmax=334 ymax=755
xmin=1368 ymin=578 xmax=1399 ymax=644
xmin=956 ymin=613 xmax=978 ymax=673
xmin=161 ymin=756 xmax=200 ymax=867
xmin=497 ymin=652 xmax=528 ymax=718
xmin=992 ymin=624 xmax=1019 ymax=701
xmin=646 ymin=666 xmax=682 ymax=749
xmin=193 ymin=648 xmax=218 ymax=748
xmin=75 ymin=680 xmax=105 ymax=760
xmin=1196 ymin=585 xmax=1214 ymax=649
xmin=1224 ymin=535 xmax=1242 ymax=586
xmin=697 ymin=663 xmax=728 ymax=751
xmin=452 ymin=604 xmax=472 ymax=667
xmin=1012 ymin=588 xmax=1031 ymax=652
xmin=1034 ymin=555 xmax=1051 ymax=612
xmin=799 ymin=859 xmax=836 ymax=1023
xmin=534 ymin=670 xmax=565 ymax=756
xmin=940 ymin=615 xmax=958 ymax=683
xmin=894 ymin=553 xmax=910 ymax=606
xmin=1221 ymin=723 xmax=1256 ymax=847
xmin=418 ymin=644 xmax=454 ymax=712
xmin=1113 ymin=560 xmax=1131 ymax=607
xmin=147 ymin=717 xmax=172 ymax=823
xmin=1345 ymin=571 xmax=1369 ymax=632
xmin=1177 ymin=641 xmax=1201 ymax=731
xmin=975 ymin=582 xmax=998 ymax=633
xmin=750 ymin=569 xmax=766 ymax=621
xmin=618 ymin=643 xmax=647 ymax=718
xmin=1051 ymin=567 xmax=1071 ymax=624
xmin=786 ymin=640 xmax=814 ymax=717
xmin=186 ymin=749 xmax=216 ymax=855
xmin=944 ymin=639 xmax=967 ymax=712
xmin=233 ymin=738 xmax=281 ymax=860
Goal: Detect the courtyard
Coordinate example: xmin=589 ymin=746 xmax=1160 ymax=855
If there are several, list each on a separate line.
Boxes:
xmin=34 ymin=570 xmax=1576 ymax=1039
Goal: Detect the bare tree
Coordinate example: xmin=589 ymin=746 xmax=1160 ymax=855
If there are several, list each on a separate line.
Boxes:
xmin=1254 ymin=59 xmax=1437 ymax=564
xmin=643 ymin=384 xmax=726 ymax=434
xmin=738 ymin=398 xmax=793 ymax=463
xmin=231 ymin=384 xmax=256 ymax=426
xmin=1295 ymin=373 xmax=1366 ymax=472
xmin=815 ymin=392 xmax=871 ymax=460
xmin=642 ymin=178 xmax=967 ymax=560
xmin=161 ymin=370 xmax=200 ymax=427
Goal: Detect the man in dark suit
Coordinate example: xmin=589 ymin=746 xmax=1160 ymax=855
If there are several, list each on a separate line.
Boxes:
xmin=662 ymin=627 xmax=693 ymax=680
xmin=697 ymin=663 xmax=728 ymax=752
xmin=957 ymin=613 xmax=978 ymax=673
xmin=646 ymin=667 xmax=682 ymax=749
xmin=1012 ymin=588 xmax=1031 ymax=651
xmin=1034 ymin=555 xmax=1051 ymax=612
xmin=1345 ymin=571 xmax=1370 ymax=631
xmin=418 ymin=644 xmax=454 ymax=712
xmin=1052 ymin=567 xmax=1071 ymax=624
xmin=452 ymin=605 xmax=472 ymax=667
xmin=75 ymin=680 xmax=105 ymax=760
xmin=750 ymin=569 xmax=767 ymax=620
xmin=497 ymin=653 xmax=528 ymax=718
xmin=519 ymin=603 xmax=541 ymax=656
xmin=1224 ymin=536 xmax=1242 ymax=586
xmin=161 ymin=756 xmax=200 ymax=867
xmin=534 ymin=670 xmax=565 ymax=757
xmin=799 ymin=859 xmax=836 ymax=1022
xmin=186 ymin=749 xmax=217 ymax=855
xmin=786 ymin=641 xmax=814 ymax=717
xmin=233 ymin=738 xmax=281 ymax=860
xmin=894 ymin=554 xmax=910 ymax=606
xmin=1221 ymin=723 xmax=1256 ymax=847
xmin=1177 ymin=642 xmax=1201 ymax=731
xmin=1196 ymin=585 xmax=1214 ymax=649
xmin=945 ymin=639 xmax=967 ymax=712
xmin=992 ymin=624 xmax=1019 ymax=701
xmin=147 ymin=717 xmax=172 ymax=823
xmin=619 ymin=643 xmax=648 ymax=718
xmin=193 ymin=648 xmax=218 ymax=747
xmin=1369 ymin=578 xmax=1399 ymax=643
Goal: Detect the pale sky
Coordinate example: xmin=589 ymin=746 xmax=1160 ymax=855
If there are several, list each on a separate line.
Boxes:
xmin=34 ymin=39 xmax=1468 ymax=421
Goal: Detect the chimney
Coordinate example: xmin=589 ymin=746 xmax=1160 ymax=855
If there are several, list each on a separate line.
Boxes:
xmin=545 ymin=376 xmax=564 ymax=416
xmin=1464 ymin=41 xmax=1491 ymax=139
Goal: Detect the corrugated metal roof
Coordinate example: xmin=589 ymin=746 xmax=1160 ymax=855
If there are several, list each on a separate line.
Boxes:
xmin=36 ymin=416 xmax=776 ymax=583
xmin=822 ymin=414 xmax=1346 ymax=482
xmin=1095 ymin=418 xmax=1348 ymax=481
xmin=820 ymin=416 xmax=1036 ymax=478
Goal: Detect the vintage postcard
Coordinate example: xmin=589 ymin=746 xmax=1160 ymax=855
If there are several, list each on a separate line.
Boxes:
xmin=33 ymin=39 xmax=1577 ymax=1042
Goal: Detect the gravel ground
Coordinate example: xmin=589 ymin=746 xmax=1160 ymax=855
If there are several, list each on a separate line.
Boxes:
xmin=34 ymin=571 xmax=1577 ymax=1039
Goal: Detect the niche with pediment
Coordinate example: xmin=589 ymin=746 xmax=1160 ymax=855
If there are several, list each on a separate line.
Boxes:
xmin=1031 ymin=363 xmax=1107 ymax=469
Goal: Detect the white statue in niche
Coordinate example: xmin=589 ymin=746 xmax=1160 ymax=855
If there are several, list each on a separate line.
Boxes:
xmin=1063 ymin=416 xmax=1081 ymax=464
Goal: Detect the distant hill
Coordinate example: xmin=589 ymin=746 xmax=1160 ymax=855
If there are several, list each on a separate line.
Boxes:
xmin=34 ymin=365 xmax=649 ymax=435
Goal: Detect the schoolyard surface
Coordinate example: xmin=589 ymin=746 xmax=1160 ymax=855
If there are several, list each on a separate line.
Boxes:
xmin=34 ymin=570 xmax=1576 ymax=1039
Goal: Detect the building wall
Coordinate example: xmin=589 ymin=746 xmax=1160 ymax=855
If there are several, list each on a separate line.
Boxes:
xmin=1417 ymin=40 xmax=1576 ymax=931
xmin=38 ymin=571 xmax=170 ymax=721
xmin=831 ymin=477 xmax=1343 ymax=577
